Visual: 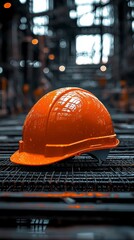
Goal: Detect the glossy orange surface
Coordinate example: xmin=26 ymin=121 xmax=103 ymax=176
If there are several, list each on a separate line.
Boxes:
xmin=10 ymin=87 xmax=119 ymax=165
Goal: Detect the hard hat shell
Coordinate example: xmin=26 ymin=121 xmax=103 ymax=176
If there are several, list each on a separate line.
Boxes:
xmin=10 ymin=87 xmax=119 ymax=166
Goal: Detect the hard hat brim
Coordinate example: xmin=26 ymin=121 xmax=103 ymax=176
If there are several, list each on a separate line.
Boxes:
xmin=10 ymin=138 xmax=119 ymax=166
xmin=10 ymin=150 xmax=69 ymax=166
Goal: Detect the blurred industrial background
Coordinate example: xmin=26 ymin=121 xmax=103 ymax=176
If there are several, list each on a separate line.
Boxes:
xmin=0 ymin=1 xmax=134 ymax=239
xmin=0 ymin=0 xmax=134 ymax=115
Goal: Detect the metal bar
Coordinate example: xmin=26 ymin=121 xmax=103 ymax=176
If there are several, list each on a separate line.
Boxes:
xmin=0 ymin=191 xmax=134 ymax=200
xmin=0 ymin=202 xmax=134 ymax=219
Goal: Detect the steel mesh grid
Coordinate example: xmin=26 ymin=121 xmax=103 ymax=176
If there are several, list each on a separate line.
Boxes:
xmin=0 ymin=157 xmax=134 ymax=192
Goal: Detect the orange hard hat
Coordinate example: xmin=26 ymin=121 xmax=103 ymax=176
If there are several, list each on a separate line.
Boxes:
xmin=10 ymin=87 xmax=119 ymax=166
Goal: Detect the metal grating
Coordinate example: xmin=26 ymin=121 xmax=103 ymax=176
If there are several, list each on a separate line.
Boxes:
xmin=0 ymin=139 xmax=134 ymax=192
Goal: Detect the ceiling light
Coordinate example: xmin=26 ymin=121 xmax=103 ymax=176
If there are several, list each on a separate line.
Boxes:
xmin=3 ymin=2 xmax=11 ymax=8
xmin=100 ymin=65 xmax=107 ymax=72
xmin=32 ymin=39 xmax=38 ymax=45
xmin=59 ymin=65 xmax=65 ymax=72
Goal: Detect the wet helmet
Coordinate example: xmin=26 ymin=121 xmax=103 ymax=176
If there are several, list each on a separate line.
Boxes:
xmin=10 ymin=87 xmax=119 ymax=165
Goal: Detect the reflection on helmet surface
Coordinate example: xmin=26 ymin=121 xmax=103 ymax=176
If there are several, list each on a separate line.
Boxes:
xmin=52 ymin=92 xmax=82 ymax=121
